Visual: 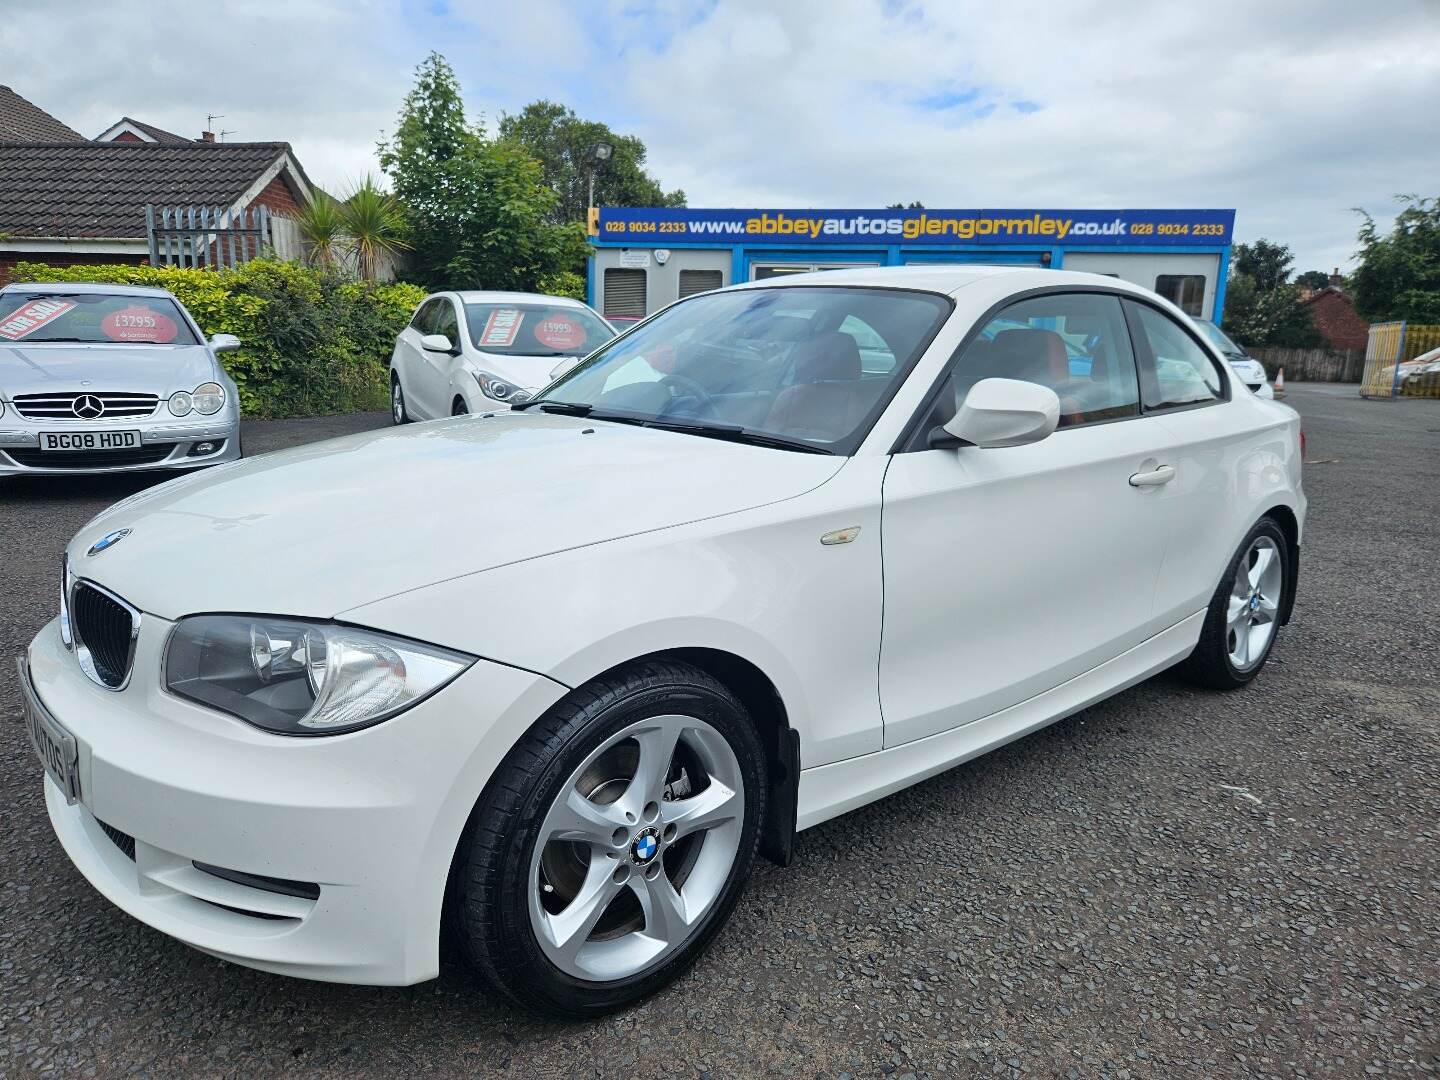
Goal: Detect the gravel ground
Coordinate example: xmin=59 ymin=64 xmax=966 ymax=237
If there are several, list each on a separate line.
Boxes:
xmin=1 ymin=389 xmax=1436 ymax=1079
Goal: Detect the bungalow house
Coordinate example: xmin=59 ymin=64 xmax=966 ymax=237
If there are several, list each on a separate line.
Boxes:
xmin=0 ymin=85 xmax=314 ymax=282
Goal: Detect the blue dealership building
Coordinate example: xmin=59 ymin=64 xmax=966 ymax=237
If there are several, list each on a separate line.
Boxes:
xmin=588 ymin=206 xmax=1235 ymax=324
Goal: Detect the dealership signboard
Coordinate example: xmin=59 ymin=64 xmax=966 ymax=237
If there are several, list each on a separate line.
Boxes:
xmin=596 ymin=207 xmax=1235 ymax=247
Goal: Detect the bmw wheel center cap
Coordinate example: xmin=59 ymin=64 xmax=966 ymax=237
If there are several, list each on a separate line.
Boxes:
xmin=631 ymin=828 xmax=660 ymax=864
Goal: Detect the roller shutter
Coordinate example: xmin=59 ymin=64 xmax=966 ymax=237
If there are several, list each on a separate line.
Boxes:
xmin=603 ymin=269 xmax=647 ymax=319
xmin=678 ymin=269 xmax=724 ymax=298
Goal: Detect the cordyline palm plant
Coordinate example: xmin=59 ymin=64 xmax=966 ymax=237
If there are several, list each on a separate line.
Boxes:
xmin=338 ymin=176 xmax=409 ymax=282
xmin=294 ymin=178 xmax=409 ymax=281
xmin=294 ymin=192 xmax=347 ymax=269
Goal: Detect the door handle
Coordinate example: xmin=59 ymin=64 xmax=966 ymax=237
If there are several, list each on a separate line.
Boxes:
xmin=1129 ymin=464 xmax=1176 ymax=487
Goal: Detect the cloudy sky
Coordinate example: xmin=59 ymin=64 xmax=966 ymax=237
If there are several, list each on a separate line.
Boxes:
xmin=5 ymin=0 xmax=1437 ymax=272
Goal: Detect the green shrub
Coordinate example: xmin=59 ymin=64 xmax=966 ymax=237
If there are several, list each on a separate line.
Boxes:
xmin=8 ymin=260 xmax=426 ymax=418
xmin=536 ymin=269 xmax=586 ymax=301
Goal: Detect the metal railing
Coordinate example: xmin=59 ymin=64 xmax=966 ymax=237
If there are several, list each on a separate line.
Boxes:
xmin=144 ymin=204 xmax=272 ymax=270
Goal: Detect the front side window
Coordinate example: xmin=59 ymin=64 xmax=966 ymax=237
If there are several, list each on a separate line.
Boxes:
xmin=0 ymin=291 xmax=199 ymax=345
xmin=434 ymin=300 xmax=460 ymax=345
xmin=921 ymin=293 xmax=1140 ymax=434
xmin=410 ymin=299 xmax=437 ymax=332
xmin=533 ymin=286 xmax=950 ymax=454
xmin=462 ymin=302 xmax=613 ymax=358
xmin=1127 ymin=301 xmax=1225 ymax=410
xmin=1154 ymin=274 xmax=1206 ymax=317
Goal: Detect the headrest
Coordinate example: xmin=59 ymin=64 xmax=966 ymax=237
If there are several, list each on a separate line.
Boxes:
xmin=990 ymin=328 xmax=1069 ymax=384
xmin=791 ymin=331 xmax=861 ymax=382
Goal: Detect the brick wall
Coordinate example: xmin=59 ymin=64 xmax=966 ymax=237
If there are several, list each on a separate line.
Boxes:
xmin=0 ymin=250 xmax=148 ymax=285
xmin=1303 ymin=289 xmax=1369 ymax=351
xmin=110 ymin=130 xmax=145 ymax=143
xmin=247 ymin=172 xmax=302 ymax=217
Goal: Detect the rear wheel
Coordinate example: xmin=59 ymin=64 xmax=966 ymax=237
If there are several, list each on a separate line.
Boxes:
xmin=453 ymin=661 xmax=765 ymax=1018
xmin=1178 ymin=517 xmax=1289 ymax=689
xmin=390 ymin=374 xmax=408 ymax=425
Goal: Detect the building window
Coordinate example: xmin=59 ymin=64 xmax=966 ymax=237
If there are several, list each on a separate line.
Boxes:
xmin=678 ymin=269 xmax=724 ymax=298
xmin=1154 ymin=274 xmax=1206 ymax=316
xmin=603 ymin=268 xmax=647 ymax=319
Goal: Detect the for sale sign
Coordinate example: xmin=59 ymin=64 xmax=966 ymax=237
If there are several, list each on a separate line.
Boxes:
xmin=0 ymin=298 xmax=76 ymax=341
xmin=479 ymin=309 xmax=524 ymax=348
xmin=533 ymin=313 xmax=584 ymax=351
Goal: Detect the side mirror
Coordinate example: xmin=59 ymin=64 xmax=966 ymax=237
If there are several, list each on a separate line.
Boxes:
xmin=930 ymin=377 xmax=1060 ymax=449
xmin=420 ymin=333 xmax=456 ymax=354
xmin=209 ymin=333 xmax=241 ymax=354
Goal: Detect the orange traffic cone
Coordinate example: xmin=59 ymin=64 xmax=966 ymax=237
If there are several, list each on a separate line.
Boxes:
xmin=1274 ymin=367 xmax=1285 ymax=396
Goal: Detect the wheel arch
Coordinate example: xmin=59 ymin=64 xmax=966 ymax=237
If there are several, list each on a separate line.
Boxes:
xmin=1260 ymin=502 xmax=1300 ymax=625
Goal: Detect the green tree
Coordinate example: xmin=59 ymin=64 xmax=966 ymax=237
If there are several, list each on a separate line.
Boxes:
xmin=294 ymin=192 xmax=347 ymax=269
xmin=887 ymin=201 xmax=925 ymax=209
xmin=378 ymin=55 xmax=586 ymax=291
xmin=498 ymin=100 xmax=685 ymax=224
xmin=1294 ymin=269 xmax=1334 ymax=293
xmin=1223 ymin=239 xmax=1321 ymax=348
xmin=1351 ymin=195 xmax=1440 ymax=322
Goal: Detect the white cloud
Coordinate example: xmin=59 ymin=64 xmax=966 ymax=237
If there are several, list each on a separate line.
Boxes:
xmin=3 ymin=0 xmax=1436 ymax=270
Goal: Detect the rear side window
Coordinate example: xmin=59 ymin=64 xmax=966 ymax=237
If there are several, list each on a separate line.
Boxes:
xmin=411 ymin=299 xmax=440 ymax=333
xmin=1154 ymin=274 xmax=1206 ymax=316
xmin=925 ymin=292 xmax=1140 ymax=431
xmin=1127 ymin=301 xmax=1225 ymax=410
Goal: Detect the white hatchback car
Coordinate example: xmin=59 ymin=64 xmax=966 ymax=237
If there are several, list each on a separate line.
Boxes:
xmin=25 ymin=267 xmax=1304 ymax=1018
xmin=389 ymin=290 xmax=614 ymax=420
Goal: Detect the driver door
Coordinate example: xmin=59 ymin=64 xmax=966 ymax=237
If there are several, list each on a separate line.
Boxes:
xmin=413 ymin=297 xmax=462 ymax=417
xmin=878 ymin=291 xmax=1176 ymax=746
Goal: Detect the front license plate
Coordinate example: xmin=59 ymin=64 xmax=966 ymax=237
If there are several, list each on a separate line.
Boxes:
xmin=40 ymin=429 xmax=140 ymax=452
xmin=18 ymin=660 xmax=81 ymax=804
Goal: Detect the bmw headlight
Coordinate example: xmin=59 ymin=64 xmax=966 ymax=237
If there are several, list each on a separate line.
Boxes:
xmin=472 ymin=369 xmax=531 ymax=404
xmin=193 ymin=382 xmax=225 ymax=415
xmin=165 ymin=615 xmax=474 ymax=735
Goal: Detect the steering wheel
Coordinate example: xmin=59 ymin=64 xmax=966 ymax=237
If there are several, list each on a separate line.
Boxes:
xmin=658 ymin=373 xmax=719 ymax=418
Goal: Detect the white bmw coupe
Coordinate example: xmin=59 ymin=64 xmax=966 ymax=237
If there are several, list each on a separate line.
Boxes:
xmin=24 ymin=266 xmax=1304 ymax=1017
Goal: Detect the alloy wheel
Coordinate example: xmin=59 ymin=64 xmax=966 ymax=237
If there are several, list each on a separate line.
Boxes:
xmin=391 ymin=380 xmax=406 ymax=424
xmin=1227 ymin=535 xmax=1282 ymax=670
xmin=527 ymin=714 xmax=744 ymax=982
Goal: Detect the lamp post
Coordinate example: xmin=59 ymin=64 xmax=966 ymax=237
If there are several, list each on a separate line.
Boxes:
xmin=587 ymin=141 xmax=613 ymax=212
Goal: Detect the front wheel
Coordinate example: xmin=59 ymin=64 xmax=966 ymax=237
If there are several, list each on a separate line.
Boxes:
xmin=1178 ymin=517 xmax=1290 ymax=689
xmin=453 ymin=661 xmax=766 ymax=1018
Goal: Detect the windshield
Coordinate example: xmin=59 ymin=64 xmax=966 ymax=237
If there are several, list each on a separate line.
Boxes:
xmin=530 ymin=286 xmax=951 ymax=454
xmin=0 ymin=291 xmax=200 ymax=345
xmin=1195 ymin=318 xmax=1243 ymax=356
xmin=463 ymin=302 xmax=613 ymax=358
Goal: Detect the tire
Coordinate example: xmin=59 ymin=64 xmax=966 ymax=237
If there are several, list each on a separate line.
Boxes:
xmin=453 ymin=660 xmax=766 ymax=1018
xmin=390 ymin=374 xmax=409 ymax=425
xmin=452 ymin=396 xmax=468 ymax=416
xmin=1177 ymin=516 xmax=1289 ymax=690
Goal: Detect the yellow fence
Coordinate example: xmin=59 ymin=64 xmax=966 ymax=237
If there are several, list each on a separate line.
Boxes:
xmin=1361 ymin=321 xmax=1440 ymax=398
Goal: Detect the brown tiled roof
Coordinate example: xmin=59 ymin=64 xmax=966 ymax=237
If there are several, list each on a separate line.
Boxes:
xmin=0 ymin=85 xmax=84 ymax=142
xmin=0 ymin=141 xmax=293 ymax=238
xmin=99 ymin=116 xmax=194 ymax=144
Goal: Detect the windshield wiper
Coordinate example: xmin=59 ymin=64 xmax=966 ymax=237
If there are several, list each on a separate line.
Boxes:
xmin=515 ymin=400 xmax=590 ymax=415
xmin=640 ymin=418 xmax=835 ymax=455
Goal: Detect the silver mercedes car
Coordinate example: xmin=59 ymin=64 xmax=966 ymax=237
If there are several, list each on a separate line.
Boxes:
xmin=0 ymin=282 xmax=242 ymax=477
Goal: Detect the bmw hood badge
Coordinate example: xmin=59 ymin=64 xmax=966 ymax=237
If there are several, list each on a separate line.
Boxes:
xmin=87 ymin=528 xmax=131 ymax=556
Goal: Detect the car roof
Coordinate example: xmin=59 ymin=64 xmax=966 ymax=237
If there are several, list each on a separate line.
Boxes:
xmin=451 ymin=290 xmax=592 ymax=308
xmin=0 ymin=281 xmax=176 ymax=299
xmin=724 ymin=264 xmax=1159 ymax=301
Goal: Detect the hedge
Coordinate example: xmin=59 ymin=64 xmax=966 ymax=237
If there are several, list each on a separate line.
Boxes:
xmin=9 ymin=261 xmax=427 ymax=418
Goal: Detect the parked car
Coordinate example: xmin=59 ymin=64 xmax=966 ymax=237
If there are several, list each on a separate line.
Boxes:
xmin=389 ymin=291 xmax=615 ymax=421
xmin=0 ymin=282 xmax=241 ymax=477
xmin=24 ymin=267 xmax=1304 ymax=1018
xmin=1194 ymin=318 xmax=1274 ymax=399
xmin=1401 ymin=346 xmax=1440 ymax=394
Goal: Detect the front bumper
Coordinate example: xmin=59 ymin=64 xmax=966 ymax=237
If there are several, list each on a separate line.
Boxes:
xmin=26 ymin=614 xmax=567 ymax=985
xmin=0 ymin=410 xmax=241 ymax=476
